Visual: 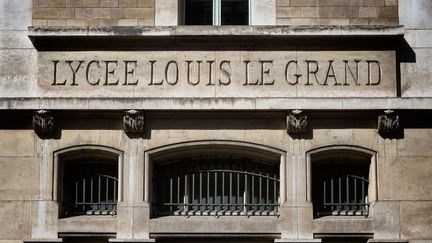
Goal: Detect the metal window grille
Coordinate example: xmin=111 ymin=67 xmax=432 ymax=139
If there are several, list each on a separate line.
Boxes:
xmin=152 ymin=155 xmax=279 ymax=217
xmin=63 ymin=160 xmax=118 ymax=217
xmin=313 ymin=162 xmax=369 ymax=217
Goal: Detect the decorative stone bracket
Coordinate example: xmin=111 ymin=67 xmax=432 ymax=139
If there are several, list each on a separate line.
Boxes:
xmin=123 ymin=110 xmax=145 ymax=135
xmin=378 ymin=110 xmax=399 ymax=134
xmin=287 ymin=110 xmax=308 ymax=134
xmin=33 ymin=110 xmax=55 ymax=136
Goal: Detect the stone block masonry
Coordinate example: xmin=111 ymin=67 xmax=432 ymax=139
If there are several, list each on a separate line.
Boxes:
xmin=32 ymin=0 xmax=155 ymax=27
xmin=276 ymin=0 xmax=399 ymax=26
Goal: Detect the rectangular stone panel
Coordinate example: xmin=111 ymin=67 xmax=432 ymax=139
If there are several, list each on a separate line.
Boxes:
xmin=37 ymin=50 xmax=397 ymax=98
xmin=400 ymin=201 xmax=432 ymax=239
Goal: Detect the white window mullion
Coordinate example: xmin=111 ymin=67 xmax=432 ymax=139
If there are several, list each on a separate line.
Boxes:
xmin=213 ymin=0 xmax=221 ymax=25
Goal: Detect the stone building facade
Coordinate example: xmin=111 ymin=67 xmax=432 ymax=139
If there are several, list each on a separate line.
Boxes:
xmin=0 ymin=0 xmax=432 ymax=243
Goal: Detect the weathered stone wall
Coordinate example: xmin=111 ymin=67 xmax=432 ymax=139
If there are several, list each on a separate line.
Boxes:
xmin=1 ymin=113 xmax=432 ymax=240
xmin=32 ymin=0 xmax=155 ymax=27
xmin=276 ymin=0 xmax=399 ymax=26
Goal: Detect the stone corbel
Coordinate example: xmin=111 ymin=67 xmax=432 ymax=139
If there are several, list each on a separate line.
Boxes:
xmin=33 ymin=110 xmax=55 ymax=136
xmin=377 ymin=110 xmax=399 ymax=134
xmin=287 ymin=110 xmax=308 ymax=134
xmin=123 ymin=110 xmax=145 ymax=135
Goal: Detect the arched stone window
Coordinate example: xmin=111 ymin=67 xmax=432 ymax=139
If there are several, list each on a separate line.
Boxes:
xmin=54 ymin=146 xmax=123 ymax=218
xmin=147 ymin=141 xmax=284 ymax=217
xmin=307 ymin=146 xmax=377 ymax=218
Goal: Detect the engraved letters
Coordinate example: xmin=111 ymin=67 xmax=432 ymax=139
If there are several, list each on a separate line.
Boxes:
xmin=50 ymin=58 xmax=384 ymax=88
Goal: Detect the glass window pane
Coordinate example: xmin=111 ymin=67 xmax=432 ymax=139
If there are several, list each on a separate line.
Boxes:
xmin=185 ymin=0 xmax=213 ymax=25
xmin=221 ymin=0 xmax=248 ymax=25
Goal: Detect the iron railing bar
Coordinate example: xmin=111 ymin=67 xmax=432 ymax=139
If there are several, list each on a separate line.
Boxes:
xmin=251 ymin=173 xmax=255 ymax=207
xmin=229 ymin=172 xmax=232 ymax=205
xmin=207 ymin=171 xmax=210 ymax=206
xmin=222 ymin=171 xmax=225 ymax=210
xmin=273 ymin=173 xmax=276 ymax=212
xmin=106 ymin=177 xmax=109 ymax=210
xmin=323 ymin=202 xmax=369 ymax=206
xmin=159 ymin=203 xmax=280 ymax=206
xmin=244 ymin=171 xmax=248 ymax=212
xmin=266 ymin=173 xmax=269 ymax=206
xmin=113 ymin=180 xmax=117 ymax=203
xmin=206 ymin=169 xmax=279 ymax=181
xmin=346 ymin=176 xmax=349 ymax=207
xmin=192 ymin=173 xmax=195 ymax=209
xmin=185 ymin=174 xmax=188 ymax=213
xmin=90 ymin=177 xmax=93 ymax=206
xmin=98 ymin=175 xmax=101 ymax=210
xmin=361 ymin=176 xmax=365 ymax=204
xmin=83 ymin=178 xmax=86 ymax=211
xmin=323 ymin=180 xmax=326 ymax=209
xmin=177 ymin=176 xmax=180 ymax=206
xmin=338 ymin=177 xmax=341 ymax=207
xmin=330 ymin=178 xmax=333 ymax=212
xmin=75 ymin=181 xmax=78 ymax=205
xmin=169 ymin=178 xmax=173 ymax=212
xmin=259 ymin=172 xmax=262 ymax=206
xmin=97 ymin=174 xmax=118 ymax=181
xmin=346 ymin=174 xmax=369 ymax=182
xmin=354 ymin=177 xmax=357 ymax=207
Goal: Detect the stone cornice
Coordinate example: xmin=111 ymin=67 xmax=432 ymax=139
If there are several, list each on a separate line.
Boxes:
xmin=27 ymin=25 xmax=404 ymax=51
xmin=28 ymin=25 xmax=404 ymax=38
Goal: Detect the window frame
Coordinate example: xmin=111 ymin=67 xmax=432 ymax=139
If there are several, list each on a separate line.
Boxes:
xmin=152 ymin=154 xmax=280 ymax=217
xmin=306 ymin=146 xmax=377 ymax=218
xmin=53 ymin=145 xmax=124 ymax=218
xmin=144 ymin=140 xmax=286 ymax=218
xmin=180 ymin=0 xmax=252 ymax=26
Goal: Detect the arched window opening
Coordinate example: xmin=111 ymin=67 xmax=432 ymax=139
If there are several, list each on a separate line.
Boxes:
xmin=152 ymin=154 xmax=279 ymax=217
xmin=311 ymin=150 xmax=372 ymax=218
xmin=57 ymin=148 xmax=120 ymax=218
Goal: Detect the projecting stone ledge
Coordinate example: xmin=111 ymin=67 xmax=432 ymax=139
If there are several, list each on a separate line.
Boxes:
xmin=28 ymin=25 xmax=404 ymax=37
xmin=27 ymin=25 xmax=404 ymax=50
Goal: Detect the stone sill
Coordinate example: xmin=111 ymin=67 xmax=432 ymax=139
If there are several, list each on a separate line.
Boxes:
xmin=0 ymin=97 xmax=431 ymax=110
xmin=58 ymin=215 xmax=117 ymax=233
xmin=28 ymin=25 xmax=404 ymax=37
xmin=313 ymin=217 xmax=373 ymax=235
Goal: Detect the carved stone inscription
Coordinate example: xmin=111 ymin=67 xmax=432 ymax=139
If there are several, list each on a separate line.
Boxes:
xmin=38 ymin=51 xmax=397 ymax=98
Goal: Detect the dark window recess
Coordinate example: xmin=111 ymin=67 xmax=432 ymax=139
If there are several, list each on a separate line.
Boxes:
xmin=152 ymin=155 xmax=279 ymax=217
xmin=62 ymin=160 xmax=118 ymax=217
xmin=185 ymin=0 xmax=213 ymax=25
xmin=221 ymin=0 xmax=248 ymax=25
xmin=313 ymin=160 xmax=369 ymax=218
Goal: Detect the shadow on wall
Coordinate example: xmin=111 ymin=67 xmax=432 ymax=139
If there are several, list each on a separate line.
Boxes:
xmin=397 ymin=36 xmax=417 ymax=97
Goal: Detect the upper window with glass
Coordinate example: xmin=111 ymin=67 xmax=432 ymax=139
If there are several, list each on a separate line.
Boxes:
xmin=181 ymin=0 xmax=249 ymax=25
